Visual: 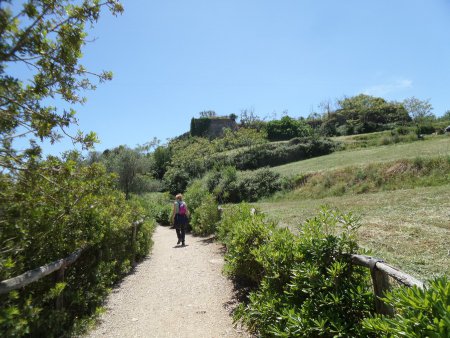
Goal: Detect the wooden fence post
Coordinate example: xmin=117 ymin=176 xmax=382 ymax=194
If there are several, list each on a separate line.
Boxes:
xmin=368 ymin=258 xmax=394 ymax=316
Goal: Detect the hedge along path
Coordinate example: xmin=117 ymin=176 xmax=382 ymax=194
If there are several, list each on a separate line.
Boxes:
xmin=87 ymin=225 xmax=249 ymax=338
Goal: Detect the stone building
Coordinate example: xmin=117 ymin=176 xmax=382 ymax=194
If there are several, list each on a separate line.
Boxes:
xmin=190 ymin=117 xmax=238 ymax=138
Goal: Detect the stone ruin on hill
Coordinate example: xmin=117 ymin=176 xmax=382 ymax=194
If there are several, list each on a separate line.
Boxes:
xmin=190 ymin=117 xmax=238 ymax=138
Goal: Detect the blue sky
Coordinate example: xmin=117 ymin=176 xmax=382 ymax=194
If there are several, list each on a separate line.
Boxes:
xmin=37 ymin=0 xmax=450 ymax=154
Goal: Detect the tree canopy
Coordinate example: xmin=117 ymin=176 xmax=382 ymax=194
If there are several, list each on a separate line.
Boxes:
xmin=318 ymin=94 xmax=411 ymax=135
xmin=0 ymin=0 xmax=123 ymax=172
xmin=403 ymin=97 xmax=435 ymax=123
xmin=265 ymin=116 xmax=312 ymax=141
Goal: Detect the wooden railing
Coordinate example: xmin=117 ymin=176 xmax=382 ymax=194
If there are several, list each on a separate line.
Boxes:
xmin=351 ymin=254 xmax=424 ymax=315
xmin=0 ymin=248 xmax=85 ymax=295
xmin=0 ymin=220 xmax=144 ymax=309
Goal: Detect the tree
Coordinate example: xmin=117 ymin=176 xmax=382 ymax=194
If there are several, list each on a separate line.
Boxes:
xmin=403 ymin=97 xmax=435 ymax=122
xmin=318 ymin=98 xmax=337 ymax=119
xmin=0 ymin=0 xmax=123 ymax=172
xmin=265 ymin=116 xmax=312 ymax=141
xmin=229 ymin=113 xmax=238 ymax=121
xmin=100 ymin=146 xmax=155 ymax=199
xmin=152 ymin=145 xmax=171 ymax=180
xmin=306 ymin=112 xmax=323 ymax=130
xmin=325 ymin=94 xmax=411 ymax=135
xmin=240 ymin=108 xmax=264 ymax=130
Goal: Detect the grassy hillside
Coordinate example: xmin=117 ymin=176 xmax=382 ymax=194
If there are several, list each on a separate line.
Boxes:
xmin=273 ymin=135 xmax=450 ymax=176
xmin=256 ymin=184 xmax=450 ymax=280
xmin=254 ymin=134 xmax=450 ymax=280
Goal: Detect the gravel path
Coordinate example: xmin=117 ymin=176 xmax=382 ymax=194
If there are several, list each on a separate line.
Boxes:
xmin=87 ymin=225 xmax=249 ymax=338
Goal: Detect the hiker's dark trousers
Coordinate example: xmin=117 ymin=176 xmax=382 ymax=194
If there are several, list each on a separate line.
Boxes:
xmin=176 ymin=224 xmax=185 ymax=241
xmin=174 ymin=214 xmax=187 ymax=241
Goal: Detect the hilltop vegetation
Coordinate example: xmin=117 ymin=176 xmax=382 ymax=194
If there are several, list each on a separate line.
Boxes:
xmin=90 ymin=101 xmax=449 ymax=208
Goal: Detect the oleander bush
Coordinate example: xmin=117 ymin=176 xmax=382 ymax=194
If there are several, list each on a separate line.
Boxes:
xmin=184 ymin=181 xmax=220 ymax=235
xmin=222 ymin=213 xmax=275 ymax=286
xmin=189 ymin=193 xmax=220 ymax=236
xmin=216 ymin=203 xmax=255 ymax=244
xmin=218 ymin=207 xmax=375 ymax=337
xmin=363 ymin=277 xmax=450 ymax=337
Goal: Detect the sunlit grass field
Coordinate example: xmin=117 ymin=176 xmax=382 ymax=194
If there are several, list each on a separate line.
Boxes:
xmin=252 ymin=134 xmax=450 ymax=281
xmin=256 ymin=184 xmax=450 ymax=280
xmin=272 ymin=135 xmax=450 ymax=176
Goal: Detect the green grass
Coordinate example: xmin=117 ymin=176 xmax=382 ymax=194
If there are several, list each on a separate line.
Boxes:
xmin=255 ymin=184 xmax=450 ymax=280
xmin=270 ymin=157 xmax=450 ymax=201
xmin=237 ymin=133 xmax=450 ymax=281
xmin=272 ymin=135 xmax=450 ymax=177
xmin=332 ymin=129 xmax=418 ymax=149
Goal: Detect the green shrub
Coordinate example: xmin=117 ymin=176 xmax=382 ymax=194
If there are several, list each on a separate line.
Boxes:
xmin=230 ymin=138 xmax=336 ymax=170
xmin=396 ymin=126 xmax=411 ymax=135
xmin=236 ymin=168 xmax=282 ymax=202
xmin=0 ymin=157 xmax=155 ymax=337
xmin=416 ymin=124 xmax=436 ymax=135
xmin=216 ymin=203 xmax=254 ymax=244
xmin=134 ymin=192 xmax=172 ymax=225
xmin=206 ymin=167 xmax=282 ymax=203
xmin=223 ymin=214 xmax=275 ymax=286
xmin=206 ymin=166 xmax=238 ymax=203
xmin=163 ymin=166 xmax=192 ymax=195
xmin=232 ymin=208 xmax=374 ymax=337
xmin=212 ymin=127 xmax=268 ymax=151
xmin=189 ymin=193 xmax=220 ymax=235
xmin=253 ymin=227 xmax=298 ymax=292
xmin=184 ymin=179 xmax=209 ymax=214
xmin=363 ymin=277 xmax=450 ymax=337
xmin=265 ymin=116 xmax=312 ymax=141
xmin=185 ymin=180 xmax=222 ymax=235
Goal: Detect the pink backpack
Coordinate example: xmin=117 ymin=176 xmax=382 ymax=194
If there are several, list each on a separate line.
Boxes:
xmin=178 ymin=201 xmax=187 ymax=215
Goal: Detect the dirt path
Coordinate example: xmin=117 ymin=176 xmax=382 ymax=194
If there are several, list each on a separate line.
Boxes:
xmin=87 ymin=225 xmax=248 ymax=338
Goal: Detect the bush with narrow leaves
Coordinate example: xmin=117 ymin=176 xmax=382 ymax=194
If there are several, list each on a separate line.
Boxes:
xmin=220 ymin=207 xmax=374 ymax=337
xmin=363 ymin=277 xmax=450 ymax=337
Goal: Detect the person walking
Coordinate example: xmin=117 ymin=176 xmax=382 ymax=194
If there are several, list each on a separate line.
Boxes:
xmin=171 ymin=194 xmax=189 ymax=246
